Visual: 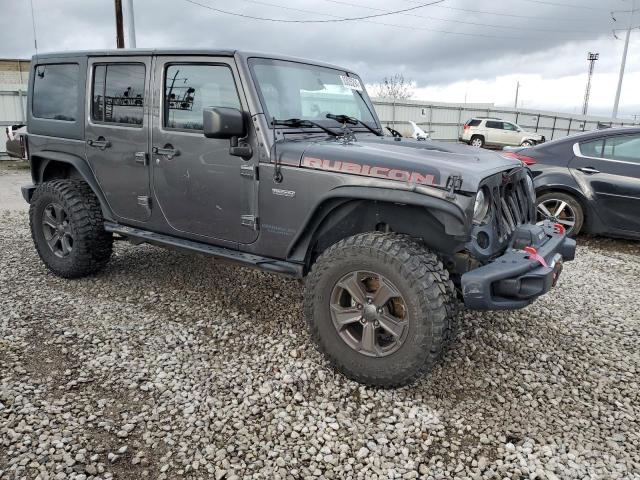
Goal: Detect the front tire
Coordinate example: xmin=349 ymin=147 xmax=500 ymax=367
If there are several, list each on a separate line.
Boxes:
xmin=521 ymin=140 xmax=534 ymax=147
xmin=304 ymin=232 xmax=456 ymax=388
xmin=30 ymin=180 xmax=113 ymax=278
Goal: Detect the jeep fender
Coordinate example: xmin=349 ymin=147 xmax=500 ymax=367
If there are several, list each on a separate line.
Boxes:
xmin=287 ymin=185 xmax=470 ymax=265
xmin=31 ymin=151 xmax=115 ymax=222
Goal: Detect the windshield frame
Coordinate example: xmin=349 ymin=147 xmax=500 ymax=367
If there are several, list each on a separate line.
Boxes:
xmin=247 ymin=56 xmax=381 ymax=132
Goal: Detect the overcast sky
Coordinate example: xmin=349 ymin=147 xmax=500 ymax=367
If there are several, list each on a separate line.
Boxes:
xmin=1 ymin=0 xmax=638 ymax=119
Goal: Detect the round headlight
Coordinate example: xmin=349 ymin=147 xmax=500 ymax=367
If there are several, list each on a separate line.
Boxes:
xmin=473 ymin=189 xmax=489 ymax=224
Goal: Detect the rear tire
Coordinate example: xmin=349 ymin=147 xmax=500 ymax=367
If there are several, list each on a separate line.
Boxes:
xmin=470 ymin=135 xmax=484 ymax=148
xmin=304 ymin=232 xmax=456 ymax=388
xmin=536 ymin=191 xmax=584 ymax=237
xmin=30 ymin=180 xmax=113 ymax=278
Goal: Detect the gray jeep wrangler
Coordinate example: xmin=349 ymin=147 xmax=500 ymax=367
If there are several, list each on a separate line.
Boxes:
xmin=22 ymin=49 xmax=576 ymax=387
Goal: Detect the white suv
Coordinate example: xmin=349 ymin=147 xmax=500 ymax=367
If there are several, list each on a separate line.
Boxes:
xmin=460 ymin=118 xmax=545 ymax=148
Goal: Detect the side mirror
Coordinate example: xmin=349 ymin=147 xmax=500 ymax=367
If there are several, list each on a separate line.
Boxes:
xmin=203 ymin=107 xmax=246 ymax=139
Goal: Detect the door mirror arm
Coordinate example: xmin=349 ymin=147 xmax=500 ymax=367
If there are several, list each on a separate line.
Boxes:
xmin=229 ymin=136 xmax=253 ymax=160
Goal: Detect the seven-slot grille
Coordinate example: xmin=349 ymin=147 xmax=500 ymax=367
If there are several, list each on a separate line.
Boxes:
xmin=491 ymin=175 xmax=534 ymax=240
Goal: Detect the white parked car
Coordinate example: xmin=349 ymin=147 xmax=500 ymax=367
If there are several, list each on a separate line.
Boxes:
xmin=460 ymin=117 xmax=545 ymax=148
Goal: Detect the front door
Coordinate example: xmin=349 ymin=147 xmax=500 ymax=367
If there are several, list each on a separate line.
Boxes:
xmin=85 ymin=57 xmax=151 ymax=222
xmin=570 ymin=133 xmax=640 ymax=232
xmin=150 ymin=56 xmax=258 ymax=244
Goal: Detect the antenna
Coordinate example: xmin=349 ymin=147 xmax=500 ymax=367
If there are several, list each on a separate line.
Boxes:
xmin=582 ymin=52 xmax=599 ymax=116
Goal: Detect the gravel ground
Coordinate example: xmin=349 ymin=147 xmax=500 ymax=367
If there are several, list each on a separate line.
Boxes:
xmin=1 ymin=198 xmax=640 ymax=479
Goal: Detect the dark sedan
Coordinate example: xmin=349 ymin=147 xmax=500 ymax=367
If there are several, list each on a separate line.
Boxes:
xmin=502 ymin=127 xmax=640 ymax=238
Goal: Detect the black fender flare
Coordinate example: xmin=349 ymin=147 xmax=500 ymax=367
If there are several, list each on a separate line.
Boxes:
xmin=32 ymin=151 xmax=116 ymax=222
xmin=286 ymin=185 xmax=470 ymax=264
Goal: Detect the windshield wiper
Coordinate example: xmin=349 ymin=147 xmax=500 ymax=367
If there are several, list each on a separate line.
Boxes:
xmin=325 ymin=113 xmax=383 ymax=136
xmin=272 ymin=118 xmax=340 ymax=137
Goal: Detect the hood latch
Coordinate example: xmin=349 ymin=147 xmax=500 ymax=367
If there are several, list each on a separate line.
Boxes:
xmin=445 ymin=174 xmax=463 ymax=199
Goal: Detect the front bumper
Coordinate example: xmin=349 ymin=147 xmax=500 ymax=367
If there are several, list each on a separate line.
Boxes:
xmin=461 ymin=222 xmax=576 ymax=310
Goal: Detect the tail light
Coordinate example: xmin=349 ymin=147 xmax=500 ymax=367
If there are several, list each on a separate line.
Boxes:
xmin=463 ymin=124 xmax=470 ymax=130
xmin=501 ymin=151 xmax=536 ymax=166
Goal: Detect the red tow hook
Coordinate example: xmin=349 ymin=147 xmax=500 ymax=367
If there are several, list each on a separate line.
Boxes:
xmin=523 ymin=246 xmax=548 ymax=268
xmin=554 ymin=223 xmax=566 ymax=235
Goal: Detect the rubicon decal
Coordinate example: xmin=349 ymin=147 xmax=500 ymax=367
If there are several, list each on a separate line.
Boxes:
xmin=302 ymin=157 xmax=436 ymax=185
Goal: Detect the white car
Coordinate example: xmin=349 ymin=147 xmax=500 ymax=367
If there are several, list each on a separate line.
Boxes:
xmin=460 ymin=117 xmax=545 ymax=148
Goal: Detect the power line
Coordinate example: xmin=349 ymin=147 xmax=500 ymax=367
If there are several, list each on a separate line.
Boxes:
xmin=186 ymin=0 xmax=518 ymax=38
xmin=408 ymin=0 xmax=609 ymax=23
xmin=517 ymin=0 xmax=611 ymax=10
xmin=183 ymin=0 xmax=444 ymax=23
xmin=322 ymin=0 xmax=607 ymax=34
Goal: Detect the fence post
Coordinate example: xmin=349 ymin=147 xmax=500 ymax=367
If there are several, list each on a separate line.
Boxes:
xmin=567 ymin=118 xmax=572 ymax=135
xmin=428 ymin=105 xmax=433 ymax=137
xmin=392 ymin=100 xmax=396 ymax=129
xmin=551 ymin=116 xmax=557 ymax=140
xmin=535 ymin=115 xmax=540 ymax=132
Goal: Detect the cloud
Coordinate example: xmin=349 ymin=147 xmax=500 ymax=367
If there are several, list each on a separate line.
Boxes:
xmin=1 ymin=0 xmax=637 ymax=118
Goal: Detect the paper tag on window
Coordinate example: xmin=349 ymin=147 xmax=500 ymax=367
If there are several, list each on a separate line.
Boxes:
xmin=340 ymin=75 xmax=363 ymax=91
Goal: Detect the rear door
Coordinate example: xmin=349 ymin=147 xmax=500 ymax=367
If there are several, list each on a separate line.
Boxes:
xmin=150 ymin=55 xmax=259 ymax=244
xmin=85 ymin=57 xmax=151 ymax=222
xmin=570 ymin=133 xmax=640 ymax=232
xmin=485 ymin=120 xmax=505 ymax=145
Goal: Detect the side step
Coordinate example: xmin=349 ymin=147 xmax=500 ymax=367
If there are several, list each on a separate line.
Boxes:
xmin=104 ymin=223 xmax=303 ymax=277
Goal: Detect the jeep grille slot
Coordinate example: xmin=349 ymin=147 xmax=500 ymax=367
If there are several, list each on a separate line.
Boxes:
xmin=493 ymin=176 xmax=534 ymax=240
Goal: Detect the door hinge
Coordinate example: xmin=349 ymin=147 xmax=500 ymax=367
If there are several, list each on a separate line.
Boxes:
xmin=240 ymin=164 xmax=258 ymax=179
xmin=241 ymin=214 xmax=258 ymax=230
xmin=137 ymin=195 xmax=151 ymax=211
xmin=445 ymin=174 xmax=463 ymax=199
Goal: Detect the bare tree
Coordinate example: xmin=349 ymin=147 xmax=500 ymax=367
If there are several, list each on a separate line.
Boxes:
xmin=371 ymin=74 xmax=414 ymax=100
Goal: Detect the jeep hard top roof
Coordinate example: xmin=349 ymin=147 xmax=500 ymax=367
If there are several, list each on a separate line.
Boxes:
xmin=32 ymin=49 xmax=354 ymax=75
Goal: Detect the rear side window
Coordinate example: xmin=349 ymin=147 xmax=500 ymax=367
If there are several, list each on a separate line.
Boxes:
xmin=32 ymin=63 xmax=79 ymax=121
xmin=466 ymin=119 xmax=481 ymax=127
xmin=602 ymin=135 xmax=640 ymax=163
xmin=486 ymin=121 xmax=503 ymax=129
xmin=92 ymin=63 xmax=145 ymax=126
xmin=164 ymin=64 xmax=241 ymax=131
xmin=579 ymin=139 xmax=603 ymax=157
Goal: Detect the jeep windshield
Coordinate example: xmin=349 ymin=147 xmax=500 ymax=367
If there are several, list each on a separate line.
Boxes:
xmin=248 ymin=58 xmax=379 ymax=132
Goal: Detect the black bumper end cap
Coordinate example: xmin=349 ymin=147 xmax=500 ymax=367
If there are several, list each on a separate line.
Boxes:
xmin=21 ymin=184 xmax=36 ymax=203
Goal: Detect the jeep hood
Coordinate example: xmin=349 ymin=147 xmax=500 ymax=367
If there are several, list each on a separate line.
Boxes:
xmin=280 ymin=135 xmax=522 ymax=192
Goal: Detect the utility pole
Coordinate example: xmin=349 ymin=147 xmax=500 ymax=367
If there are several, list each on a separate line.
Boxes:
xmin=114 ymin=0 xmax=125 ymax=49
xmin=124 ymin=0 xmax=137 ymax=48
xmin=612 ymin=0 xmax=637 ymax=119
xmin=582 ymin=52 xmax=599 ymax=116
xmin=514 ymin=81 xmax=520 ymax=109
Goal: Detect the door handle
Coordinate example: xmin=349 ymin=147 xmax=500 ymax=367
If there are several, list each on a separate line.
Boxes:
xmin=152 ymin=145 xmax=180 ymax=160
xmin=87 ymin=137 xmax=111 ymax=150
xmin=578 ymin=166 xmax=600 ymax=175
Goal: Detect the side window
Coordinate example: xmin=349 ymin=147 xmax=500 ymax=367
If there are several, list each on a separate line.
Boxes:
xmin=486 ymin=121 xmax=503 ymax=129
xmin=164 ymin=64 xmax=241 ymax=131
xmin=92 ymin=63 xmax=145 ymax=126
xmin=602 ymin=135 xmax=640 ymax=163
xmin=32 ymin=63 xmax=79 ymax=121
xmin=579 ymin=139 xmax=604 ymax=158
xmin=503 ymin=123 xmax=518 ymax=131
xmin=466 ymin=119 xmax=481 ymax=127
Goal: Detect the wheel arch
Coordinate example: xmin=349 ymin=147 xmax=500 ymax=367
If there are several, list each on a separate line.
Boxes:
xmin=30 ymin=152 xmax=115 ymax=222
xmin=286 ymin=186 xmax=470 ymax=273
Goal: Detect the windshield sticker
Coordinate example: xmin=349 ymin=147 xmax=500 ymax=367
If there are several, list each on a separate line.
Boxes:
xmin=340 ymin=75 xmax=363 ymax=91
